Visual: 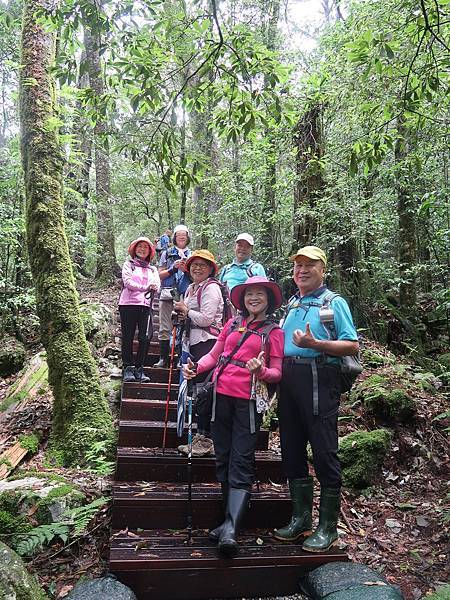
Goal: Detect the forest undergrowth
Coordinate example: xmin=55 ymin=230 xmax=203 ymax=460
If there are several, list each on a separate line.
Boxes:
xmin=0 ymin=282 xmax=448 ymax=600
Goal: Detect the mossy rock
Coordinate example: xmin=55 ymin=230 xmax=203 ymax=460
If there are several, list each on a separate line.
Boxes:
xmin=351 ymin=376 xmax=416 ymax=423
xmin=102 ymin=379 xmax=122 ymax=406
xmin=0 ymin=541 xmax=48 ymax=599
xmin=350 ymin=374 xmax=388 ymax=404
xmin=436 ymin=354 xmax=450 ymax=385
xmin=437 ymin=353 xmax=450 ymax=370
xmin=0 ymin=475 xmax=85 ymax=528
xmin=0 ymin=335 xmax=26 ymax=377
xmin=80 ymin=302 xmax=113 ymax=349
xmin=339 ymin=429 xmax=391 ymax=489
xmin=33 ymin=484 xmax=85 ymax=524
xmin=365 ymin=388 xmax=416 ymax=422
xmin=425 ymin=585 xmax=450 ymax=600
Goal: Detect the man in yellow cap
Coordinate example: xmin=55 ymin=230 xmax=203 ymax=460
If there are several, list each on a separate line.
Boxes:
xmin=274 ymin=245 xmax=359 ymax=552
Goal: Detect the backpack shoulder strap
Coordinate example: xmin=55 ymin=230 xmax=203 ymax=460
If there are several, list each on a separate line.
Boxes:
xmin=320 ymin=289 xmax=340 ymax=307
xmin=196 ymin=277 xmax=220 ymax=306
xmin=245 ymin=260 xmax=256 ymax=277
xmin=219 ymin=264 xmax=232 ymax=282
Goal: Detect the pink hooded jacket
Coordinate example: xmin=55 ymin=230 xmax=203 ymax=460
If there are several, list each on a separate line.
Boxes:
xmin=119 ymin=260 xmax=160 ymax=307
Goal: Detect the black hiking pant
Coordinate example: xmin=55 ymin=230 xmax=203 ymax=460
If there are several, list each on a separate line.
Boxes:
xmin=190 ymin=339 xmax=216 ymax=436
xmin=119 ymin=305 xmax=151 ymax=368
xmin=211 ymin=393 xmax=262 ymax=491
xmin=279 ymin=361 xmax=342 ymax=488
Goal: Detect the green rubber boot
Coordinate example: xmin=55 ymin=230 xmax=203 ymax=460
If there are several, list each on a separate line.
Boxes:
xmin=302 ymin=487 xmax=340 ymax=553
xmin=273 ymin=477 xmax=313 ymax=542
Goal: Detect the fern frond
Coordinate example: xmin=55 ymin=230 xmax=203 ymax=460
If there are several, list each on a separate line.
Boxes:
xmin=15 ymin=522 xmax=70 ymax=556
xmin=69 ymin=496 xmax=109 ymax=536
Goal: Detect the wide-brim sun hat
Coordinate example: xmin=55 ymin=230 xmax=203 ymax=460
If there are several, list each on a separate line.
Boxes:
xmin=289 ymin=245 xmax=327 ymax=267
xmin=185 ymin=249 xmax=219 ymax=276
xmin=128 ymin=236 xmax=155 ymax=260
xmin=231 ymin=276 xmax=283 ymax=310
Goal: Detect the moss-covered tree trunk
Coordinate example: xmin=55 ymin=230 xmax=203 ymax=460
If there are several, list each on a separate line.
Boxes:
xmin=19 ymin=0 xmax=113 ymax=466
xmin=83 ymin=9 xmax=117 ymax=282
xmin=292 ymin=105 xmax=325 ymax=252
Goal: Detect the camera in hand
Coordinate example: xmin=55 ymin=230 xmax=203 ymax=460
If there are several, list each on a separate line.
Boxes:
xmin=170 ymin=288 xmax=181 ymax=302
xmin=170 ymin=287 xmax=183 ymax=325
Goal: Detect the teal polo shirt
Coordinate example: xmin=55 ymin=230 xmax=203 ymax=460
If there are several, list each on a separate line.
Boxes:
xmin=219 ymin=258 xmax=266 ymax=291
xmin=282 ymin=287 xmax=358 ymax=363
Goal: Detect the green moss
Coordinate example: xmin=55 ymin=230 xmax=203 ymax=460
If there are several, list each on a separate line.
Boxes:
xmin=425 ymin=585 xmax=450 ymax=600
xmin=8 ymin=470 xmax=68 ymax=484
xmin=18 ymin=434 xmax=40 ymax=455
xmin=0 ymin=541 xmax=48 ymax=599
xmin=0 ymin=392 xmax=25 ymax=412
xmin=0 ymin=493 xmax=31 ymax=537
xmin=437 ymin=353 xmax=450 ymax=370
xmin=0 ymin=335 xmax=26 ymax=376
xmin=361 ymin=349 xmax=392 ymax=368
xmin=1 ymin=362 xmax=48 ymax=412
xmin=0 ymin=491 xmax=21 ymax=515
xmin=365 ymin=388 xmax=416 ymax=422
xmin=351 ymin=375 xmax=416 ymax=423
xmin=339 ymin=429 xmax=392 ymax=489
xmin=43 ymin=449 xmax=66 ymax=468
xmin=34 ymin=485 xmax=85 ymax=525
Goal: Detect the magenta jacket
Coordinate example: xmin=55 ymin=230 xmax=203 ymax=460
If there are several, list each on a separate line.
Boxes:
xmin=119 ymin=260 xmax=160 ymax=307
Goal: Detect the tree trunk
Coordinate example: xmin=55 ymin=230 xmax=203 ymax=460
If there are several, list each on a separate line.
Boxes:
xmin=83 ymin=12 xmax=117 ymax=281
xmin=292 ymin=105 xmax=325 ymax=252
xmin=20 ymin=0 xmax=113 ymax=466
xmin=66 ymin=54 xmax=91 ymax=275
xmin=395 ymin=119 xmax=417 ymax=308
xmin=259 ymin=0 xmax=280 ymax=273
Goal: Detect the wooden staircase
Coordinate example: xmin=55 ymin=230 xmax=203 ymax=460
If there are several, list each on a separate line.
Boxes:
xmin=109 ymin=300 xmax=347 ymax=599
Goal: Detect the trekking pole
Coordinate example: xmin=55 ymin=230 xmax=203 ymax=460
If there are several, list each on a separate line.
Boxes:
xmin=186 ymin=379 xmax=194 ymax=543
xmin=162 ymin=323 xmax=178 ymax=454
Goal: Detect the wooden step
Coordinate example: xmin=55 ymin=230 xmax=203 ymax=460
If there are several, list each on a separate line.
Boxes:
xmin=112 ymin=482 xmax=291 ymax=530
xmin=122 ymin=382 xmax=179 ymax=401
xmin=133 ymin=340 xmax=160 ymax=353
xmin=120 ymin=399 xmax=177 ymax=421
xmin=118 ymin=421 xmax=269 ymax=450
xmin=109 ymin=530 xmax=347 ymax=599
xmin=115 ymin=448 xmax=284 ymax=483
xmin=143 ymin=366 xmax=175 ymax=384
xmin=144 ymin=352 xmax=168 ymax=366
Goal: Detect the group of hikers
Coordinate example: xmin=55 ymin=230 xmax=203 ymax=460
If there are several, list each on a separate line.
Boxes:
xmin=118 ymin=225 xmax=359 ymax=559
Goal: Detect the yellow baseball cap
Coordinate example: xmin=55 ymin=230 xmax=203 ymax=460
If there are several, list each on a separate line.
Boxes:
xmin=289 ymin=246 xmax=327 ymax=267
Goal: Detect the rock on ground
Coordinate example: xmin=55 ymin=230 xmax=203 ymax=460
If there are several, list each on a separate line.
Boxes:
xmin=65 ymin=575 xmax=137 ymax=599
xmin=0 ymin=541 xmax=47 ymax=599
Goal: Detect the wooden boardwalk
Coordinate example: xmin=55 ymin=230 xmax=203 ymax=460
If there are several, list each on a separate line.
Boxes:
xmin=109 ymin=301 xmax=347 ymax=599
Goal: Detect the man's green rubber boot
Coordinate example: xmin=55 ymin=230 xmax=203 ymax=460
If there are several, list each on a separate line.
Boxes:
xmin=302 ymin=487 xmax=340 ymax=552
xmin=273 ymin=477 xmax=313 ymax=542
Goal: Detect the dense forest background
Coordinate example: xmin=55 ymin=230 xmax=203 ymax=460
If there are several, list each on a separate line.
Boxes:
xmin=1 ymin=0 xmax=449 ymax=425
xmin=2 ymin=0 xmax=449 ymax=346
xmin=0 ymin=2 xmax=449 ymax=598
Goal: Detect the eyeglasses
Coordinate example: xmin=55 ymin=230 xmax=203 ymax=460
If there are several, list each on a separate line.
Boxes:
xmin=190 ymin=262 xmax=209 ymax=269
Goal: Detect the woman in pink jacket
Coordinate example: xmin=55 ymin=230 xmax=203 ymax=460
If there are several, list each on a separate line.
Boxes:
xmin=183 ymin=276 xmax=284 ymax=557
xmin=119 ymin=237 xmax=160 ymax=382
